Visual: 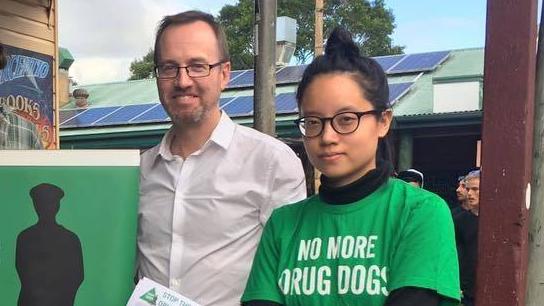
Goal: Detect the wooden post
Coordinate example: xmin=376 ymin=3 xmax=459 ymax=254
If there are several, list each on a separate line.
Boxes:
xmin=525 ymin=2 xmax=544 ymax=305
xmin=476 ymin=0 xmax=537 ymax=305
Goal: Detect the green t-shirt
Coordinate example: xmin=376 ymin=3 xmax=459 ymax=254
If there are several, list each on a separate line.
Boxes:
xmin=242 ymin=178 xmax=460 ymax=306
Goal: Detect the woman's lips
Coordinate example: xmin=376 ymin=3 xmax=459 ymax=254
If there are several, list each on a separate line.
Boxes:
xmin=319 ymin=152 xmax=343 ymax=162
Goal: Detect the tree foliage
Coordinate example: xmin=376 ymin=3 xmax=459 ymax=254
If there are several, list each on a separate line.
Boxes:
xmin=127 ymin=0 xmax=404 ymax=79
xmin=128 ymin=49 xmax=154 ymax=80
xmin=218 ymin=0 xmax=404 ymax=70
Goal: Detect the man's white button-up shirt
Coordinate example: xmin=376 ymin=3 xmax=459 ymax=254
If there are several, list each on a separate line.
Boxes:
xmin=137 ymin=112 xmax=307 ymax=306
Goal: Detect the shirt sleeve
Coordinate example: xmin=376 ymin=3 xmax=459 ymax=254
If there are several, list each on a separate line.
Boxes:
xmin=388 ymin=195 xmax=461 ymax=304
xmin=242 ymin=212 xmax=284 ymax=304
xmin=259 ymin=148 xmax=307 ymax=225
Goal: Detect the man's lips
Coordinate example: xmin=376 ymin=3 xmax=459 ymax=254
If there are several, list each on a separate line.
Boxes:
xmin=171 ymin=94 xmax=198 ymax=104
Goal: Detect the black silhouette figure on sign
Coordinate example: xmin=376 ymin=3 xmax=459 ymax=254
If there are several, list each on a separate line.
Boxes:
xmin=15 ymin=183 xmax=84 ymax=306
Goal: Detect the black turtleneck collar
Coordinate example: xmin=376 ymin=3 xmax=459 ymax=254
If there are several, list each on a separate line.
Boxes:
xmin=319 ymin=160 xmax=392 ymax=205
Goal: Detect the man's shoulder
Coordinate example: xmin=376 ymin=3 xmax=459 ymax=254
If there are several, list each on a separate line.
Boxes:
xmin=233 ymin=123 xmax=296 ymax=156
xmin=140 ymin=143 xmax=161 ymax=168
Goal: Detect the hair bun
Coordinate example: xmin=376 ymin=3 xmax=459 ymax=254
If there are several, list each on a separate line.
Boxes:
xmin=325 ymin=27 xmax=360 ymax=60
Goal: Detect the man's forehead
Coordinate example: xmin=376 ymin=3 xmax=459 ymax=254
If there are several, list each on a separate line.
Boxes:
xmin=465 ymin=178 xmax=480 ymax=187
xmin=158 ymin=22 xmax=221 ymax=62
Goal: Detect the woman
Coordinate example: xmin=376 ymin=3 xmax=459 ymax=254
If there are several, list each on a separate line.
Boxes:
xmin=242 ymin=28 xmax=460 ymax=306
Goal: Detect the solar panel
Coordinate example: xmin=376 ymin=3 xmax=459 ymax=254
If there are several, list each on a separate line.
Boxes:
xmin=219 ymin=97 xmax=235 ymax=108
xmin=94 ymin=104 xmax=156 ymax=126
xmin=373 ymin=55 xmax=406 ymax=72
xmin=61 ymin=106 xmax=121 ymax=128
xmin=130 ymin=104 xmax=170 ymax=123
xmin=276 ymin=65 xmax=307 ymax=84
xmin=59 ymin=109 xmax=87 ymax=125
xmin=228 ymin=70 xmax=254 ymax=88
xmin=229 ymin=70 xmax=245 ymax=81
xmin=223 ymin=96 xmax=253 ymax=116
xmin=388 ymin=51 xmax=449 ymax=74
xmin=389 ymin=82 xmax=414 ymax=105
xmin=276 ymin=92 xmax=298 ymax=113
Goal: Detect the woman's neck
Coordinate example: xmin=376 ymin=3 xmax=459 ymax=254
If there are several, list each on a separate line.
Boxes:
xmin=318 ymin=160 xmax=392 ymax=205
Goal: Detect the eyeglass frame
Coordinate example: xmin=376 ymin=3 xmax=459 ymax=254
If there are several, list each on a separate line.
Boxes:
xmin=294 ymin=110 xmax=382 ymax=138
xmin=154 ymin=60 xmax=227 ymax=79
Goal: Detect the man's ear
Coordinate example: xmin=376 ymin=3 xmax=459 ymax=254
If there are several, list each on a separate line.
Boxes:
xmin=220 ymin=61 xmax=231 ymax=90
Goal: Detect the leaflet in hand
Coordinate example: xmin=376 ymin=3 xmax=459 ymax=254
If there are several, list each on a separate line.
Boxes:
xmin=127 ymin=277 xmax=201 ymax=306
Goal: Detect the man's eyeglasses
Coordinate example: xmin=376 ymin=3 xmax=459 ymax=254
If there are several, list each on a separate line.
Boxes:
xmin=154 ymin=61 xmax=226 ymax=79
xmin=294 ymin=110 xmax=381 ymax=138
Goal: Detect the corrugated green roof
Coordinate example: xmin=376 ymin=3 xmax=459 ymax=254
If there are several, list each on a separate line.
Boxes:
xmin=392 ymin=48 xmax=484 ymax=117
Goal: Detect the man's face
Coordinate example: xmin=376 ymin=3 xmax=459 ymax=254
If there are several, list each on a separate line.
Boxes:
xmin=465 ymin=177 xmax=480 ymax=211
xmin=156 ymin=21 xmax=230 ymax=127
xmin=456 ymin=180 xmax=468 ymax=202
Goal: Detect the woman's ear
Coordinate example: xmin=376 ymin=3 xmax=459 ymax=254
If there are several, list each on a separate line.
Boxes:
xmin=378 ymin=109 xmax=393 ymax=138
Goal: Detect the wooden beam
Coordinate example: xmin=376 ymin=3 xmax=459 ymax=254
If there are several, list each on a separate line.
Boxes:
xmin=476 ymin=0 xmax=537 ymax=305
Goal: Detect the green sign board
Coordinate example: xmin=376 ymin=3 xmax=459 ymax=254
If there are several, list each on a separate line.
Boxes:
xmin=0 ymin=150 xmax=140 ymax=306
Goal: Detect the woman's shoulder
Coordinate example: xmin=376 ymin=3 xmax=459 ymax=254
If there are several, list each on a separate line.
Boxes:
xmin=387 ymin=178 xmax=450 ymax=213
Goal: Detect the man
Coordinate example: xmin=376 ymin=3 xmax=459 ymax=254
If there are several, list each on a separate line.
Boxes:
xmin=454 ymin=170 xmax=480 ymax=306
xmin=397 ymin=168 xmax=424 ymax=188
xmin=451 ymin=175 xmax=469 ymax=217
xmin=137 ymin=11 xmax=307 ymax=306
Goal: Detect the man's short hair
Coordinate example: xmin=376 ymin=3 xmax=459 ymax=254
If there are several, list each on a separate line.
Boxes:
xmin=153 ymin=10 xmax=230 ymax=66
xmin=464 ymin=169 xmax=481 ymax=181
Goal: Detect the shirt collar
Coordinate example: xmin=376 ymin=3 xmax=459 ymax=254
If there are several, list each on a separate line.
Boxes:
xmin=155 ymin=111 xmax=235 ymax=161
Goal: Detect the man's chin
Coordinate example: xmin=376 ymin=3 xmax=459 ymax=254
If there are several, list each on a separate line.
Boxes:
xmin=171 ymin=109 xmax=205 ymax=126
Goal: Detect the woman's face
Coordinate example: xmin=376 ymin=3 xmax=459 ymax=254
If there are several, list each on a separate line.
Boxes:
xmin=300 ymin=73 xmax=392 ymax=187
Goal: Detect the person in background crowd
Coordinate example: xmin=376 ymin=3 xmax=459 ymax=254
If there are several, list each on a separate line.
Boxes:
xmin=454 ymin=170 xmax=480 ymax=306
xmin=397 ymin=168 xmax=424 ymax=188
xmin=451 ymin=175 xmax=469 ymax=217
xmin=242 ymin=27 xmax=459 ymax=306
xmin=136 ymin=10 xmax=307 ymax=306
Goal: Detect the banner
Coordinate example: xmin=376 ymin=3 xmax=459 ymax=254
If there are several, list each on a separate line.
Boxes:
xmin=0 ymin=44 xmax=55 ymax=149
xmin=0 ymin=150 xmax=140 ymax=306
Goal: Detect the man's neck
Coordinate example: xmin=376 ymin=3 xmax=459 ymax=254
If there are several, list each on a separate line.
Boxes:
xmin=170 ymin=110 xmax=221 ymax=159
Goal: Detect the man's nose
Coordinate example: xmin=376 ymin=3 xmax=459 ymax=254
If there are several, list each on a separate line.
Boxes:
xmin=175 ymin=68 xmax=194 ymax=88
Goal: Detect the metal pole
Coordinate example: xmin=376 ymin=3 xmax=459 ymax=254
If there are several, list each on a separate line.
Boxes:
xmin=476 ymin=0 xmax=537 ymax=305
xmin=253 ymin=0 xmax=276 ymax=136
xmin=525 ymin=1 xmax=544 ymax=304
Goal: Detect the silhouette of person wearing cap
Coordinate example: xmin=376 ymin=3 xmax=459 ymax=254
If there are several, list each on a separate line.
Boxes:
xmin=15 ymin=183 xmax=84 ymax=306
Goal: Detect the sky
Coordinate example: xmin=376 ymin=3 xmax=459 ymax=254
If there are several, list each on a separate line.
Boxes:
xmin=58 ymin=0 xmax=498 ymax=85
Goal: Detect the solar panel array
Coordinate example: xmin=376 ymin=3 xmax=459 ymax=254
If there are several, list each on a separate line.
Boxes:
xmin=60 ymin=82 xmax=414 ymax=128
xmin=62 ymin=51 xmax=441 ymax=128
xmin=224 ymin=51 xmax=449 ymax=89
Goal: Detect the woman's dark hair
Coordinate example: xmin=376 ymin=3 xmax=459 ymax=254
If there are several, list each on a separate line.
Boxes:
xmin=296 ymin=27 xmax=393 ymax=171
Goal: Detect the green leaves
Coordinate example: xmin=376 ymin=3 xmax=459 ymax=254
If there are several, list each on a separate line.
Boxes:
xmin=218 ymin=0 xmax=404 ymax=70
xmin=128 ymin=49 xmax=154 ymax=81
